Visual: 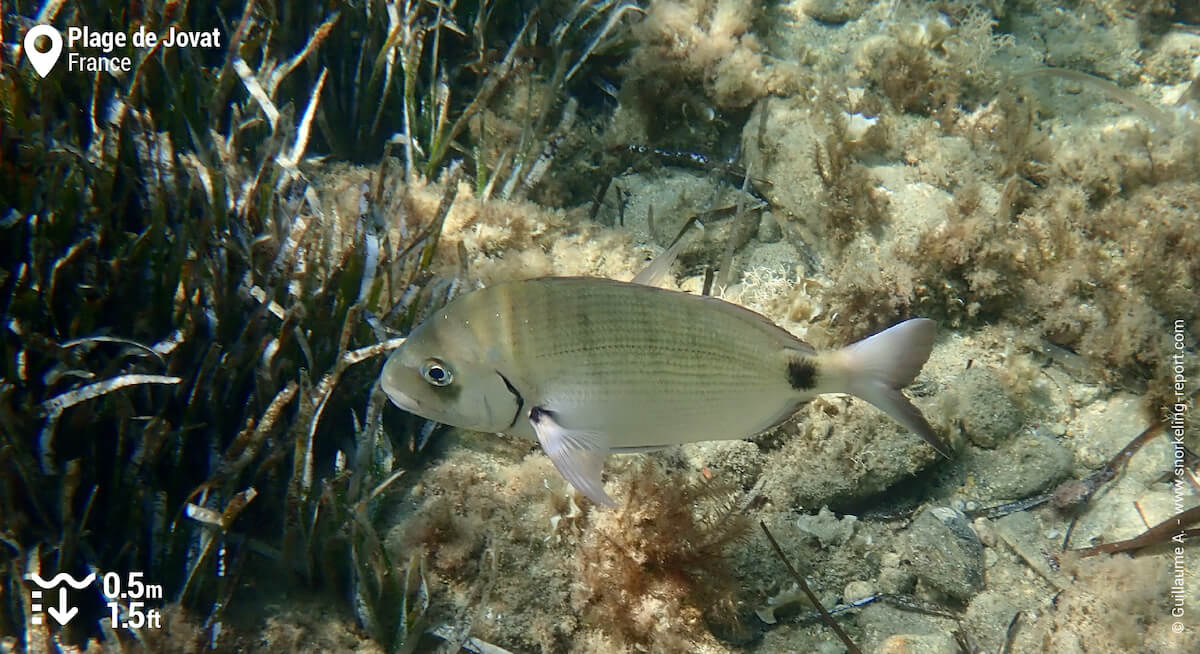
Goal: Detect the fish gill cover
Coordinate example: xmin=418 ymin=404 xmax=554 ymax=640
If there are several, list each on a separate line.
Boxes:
xmin=1 ymin=0 xmax=1199 ymax=652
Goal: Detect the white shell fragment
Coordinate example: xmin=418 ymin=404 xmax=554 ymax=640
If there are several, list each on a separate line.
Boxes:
xmin=842 ymin=111 xmax=878 ymax=144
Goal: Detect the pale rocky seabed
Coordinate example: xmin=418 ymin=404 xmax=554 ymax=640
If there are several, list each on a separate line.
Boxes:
xmin=5 ymin=0 xmax=1200 ymax=653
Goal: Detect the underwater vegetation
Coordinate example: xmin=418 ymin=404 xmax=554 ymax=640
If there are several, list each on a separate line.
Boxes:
xmin=1 ymin=0 xmax=635 ymax=650
xmin=1 ymin=0 xmax=1199 ymax=652
xmin=571 ymin=460 xmax=753 ymax=649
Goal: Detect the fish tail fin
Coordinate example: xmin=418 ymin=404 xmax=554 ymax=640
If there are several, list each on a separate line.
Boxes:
xmin=831 ymin=318 xmax=953 ymax=458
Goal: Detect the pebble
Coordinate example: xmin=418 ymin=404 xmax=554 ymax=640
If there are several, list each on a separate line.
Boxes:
xmin=973 ymin=433 xmax=1073 ymax=499
xmin=843 ymin=580 xmax=874 ymax=604
xmin=962 ymin=590 xmax=1021 ymax=652
xmin=801 ymin=0 xmax=870 ymax=24
xmin=971 ymin=517 xmax=997 ymax=548
xmin=952 ymin=366 xmax=1024 ymax=448
xmin=904 ymin=507 xmax=985 ymax=601
xmin=757 ymin=211 xmax=783 ymax=242
xmin=877 ymin=563 xmax=916 ymax=595
xmin=796 ymin=506 xmax=858 ymax=548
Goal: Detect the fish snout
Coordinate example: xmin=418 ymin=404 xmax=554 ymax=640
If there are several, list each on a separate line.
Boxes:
xmin=382 ymin=385 xmax=420 ymax=413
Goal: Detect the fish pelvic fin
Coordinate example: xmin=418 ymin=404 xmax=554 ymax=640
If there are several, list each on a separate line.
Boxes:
xmin=830 ymin=318 xmax=953 ymax=458
xmin=529 ymin=407 xmax=616 ymax=507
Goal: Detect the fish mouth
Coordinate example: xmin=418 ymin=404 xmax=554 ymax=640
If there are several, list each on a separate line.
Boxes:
xmin=383 ymin=386 xmax=420 ymax=413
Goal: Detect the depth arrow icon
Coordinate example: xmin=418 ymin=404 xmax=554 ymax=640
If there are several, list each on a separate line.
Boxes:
xmin=47 ymin=587 xmax=77 ymax=625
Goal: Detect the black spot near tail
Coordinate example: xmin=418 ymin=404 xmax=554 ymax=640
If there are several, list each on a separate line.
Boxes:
xmin=787 ymin=357 xmax=818 ymax=391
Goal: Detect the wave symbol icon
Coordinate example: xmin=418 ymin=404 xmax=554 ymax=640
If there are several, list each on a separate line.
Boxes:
xmin=25 ymin=572 xmax=96 ymax=589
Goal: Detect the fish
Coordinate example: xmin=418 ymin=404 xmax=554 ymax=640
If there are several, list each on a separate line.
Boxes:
xmin=380 ymin=276 xmax=950 ymax=507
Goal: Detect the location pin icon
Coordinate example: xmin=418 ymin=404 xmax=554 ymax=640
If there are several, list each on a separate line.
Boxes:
xmin=24 ymin=25 xmax=63 ymax=78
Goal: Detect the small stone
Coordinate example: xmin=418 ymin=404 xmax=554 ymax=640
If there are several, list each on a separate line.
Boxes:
xmin=801 ymin=0 xmax=870 ymax=24
xmin=963 ymin=590 xmax=1020 ymax=652
xmin=1073 ymin=383 xmax=1101 ymax=406
xmin=972 ymin=517 xmax=996 ymax=548
xmin=874 ymin=632 xmax=958 ymax=654
xmin=877 ymin=564 xmax=916 ymax=595
xmin=796 ymin=506 xmax=858 ymax=548
xmin=1051 ymin=478 xmax=1091 ymax=510
xmin=1070 ymin=393 xmax=1142 ymax=468
xmin=952 ymin=366 xmax=1023 ymax=448
xmin=972 ymin=434 xmax=1074 ymax=500
xmin=904 ymin=507 xmax=985 ymax=601
xmin=757 ymin=211 xmax=782 ymax=242
xmin=843 ymin=580 xmax=874 ymax=604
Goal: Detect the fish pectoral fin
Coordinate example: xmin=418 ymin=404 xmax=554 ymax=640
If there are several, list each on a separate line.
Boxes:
xmin=529 ymin=407 xmax=615 ymax=507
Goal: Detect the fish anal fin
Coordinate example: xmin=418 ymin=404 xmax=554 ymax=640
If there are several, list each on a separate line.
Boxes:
xmin=529 ymin=407 xmax=616 ymax=507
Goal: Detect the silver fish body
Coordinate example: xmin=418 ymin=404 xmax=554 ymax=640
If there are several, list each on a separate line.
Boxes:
xmin=382 ymin=277 xmax=947 ymax=506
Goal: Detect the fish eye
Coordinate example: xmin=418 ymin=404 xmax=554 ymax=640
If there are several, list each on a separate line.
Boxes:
xmin=420 ymin=359 xmax=453 ymax=387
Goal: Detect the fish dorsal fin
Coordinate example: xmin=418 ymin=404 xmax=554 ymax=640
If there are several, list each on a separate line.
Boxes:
xmin=631 ymin=216 xmax=703 ymax=287
xmin=529 ymin=407 xmax=615 ymax=507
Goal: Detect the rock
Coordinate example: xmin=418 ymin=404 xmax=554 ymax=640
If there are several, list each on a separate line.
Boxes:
xmin=680 ymin=439 xmax=764 ymax=490
xmin=874 ymin=632 xmax=958 ymax=654
xmin=843 ymin=580 xmax=874 ymax=604
xmin=951 ymin=366 xmax=1023 ymax=448
xmin=904 ymin=507 xmax=984 ymax=601
xmin=744 ymin=240 xmax=800 ymax=276
xmin=877 ymin=563 xmax=916 ymax=595
xmin=801 ymin=0 xmax=870 ymax=24
xmin=877 ymin=552 xmax=915 ymax=594
xmin=757 ymin=211 xmax=783 ymax=242
xmin=970 ymin=433 xmax=1073 ymax=500
xmin=796 ymin=506 xmax=858 ymax=548
xmin=741 ymin=97 xmax=823 ymax=225
xmin=962 ymin=589 xmax=1021 ymax=653
xmin=1069 ymin=393 xmax=1143 ymax=468
xmin=757 ymin=397 xmax=941 ymax=511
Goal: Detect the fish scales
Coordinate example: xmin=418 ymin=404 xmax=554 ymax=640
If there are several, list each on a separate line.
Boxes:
xmin=501 ymin=278 xmax=793 ymax=371
xmin=382 ymin=276 xmax=951 ymax=506
xmin=490 ymin=278 xmax=799 ymax=433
